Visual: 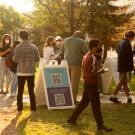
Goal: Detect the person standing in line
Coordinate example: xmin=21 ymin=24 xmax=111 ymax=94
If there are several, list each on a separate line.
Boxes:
xmin=53 ymin=36 xmax=63 ymax=64
xmin=109 ymin=31 xmax=134 ymax=104
xmin=8 ymin=40 xmax=21 ymax=96
xmin=43 ymin=36 xmax=55 ymax=64
xmin=54 ymin=36 xmax=62 ymax=54
xmin=67 ymin=39 xmax=113 ymax=132
xmin=61 ymin=31 xmax=88 ymax=103
xmin=0 ymin=34 xmax=12 ymax=94
xmin=14 ymin=30 xmax=40 ymax=115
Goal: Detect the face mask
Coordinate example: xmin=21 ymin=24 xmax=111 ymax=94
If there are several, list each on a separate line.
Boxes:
xmin=87 ymin=38 xmax=91 ymax=42
xmin=5 ymin=39 xmax=10 ymax=44
xmin=96 ymin=48 xmax=103 ymax=53
xmin=94 ymin=47 xmax=103 ymax=60
xmin=56 ymin=41 xmax=61 ymax=47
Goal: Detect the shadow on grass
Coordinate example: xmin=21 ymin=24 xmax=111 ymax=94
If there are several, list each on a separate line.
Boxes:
xmin=17 ymin=104 xmax=135 ymax=135
xmin=17 ymin=115 xmax=30 ymax=135
xmin=1 ymin=116 xmax=19 ymax=135
xmin=17 ymin=105 xmax=96 ymax=135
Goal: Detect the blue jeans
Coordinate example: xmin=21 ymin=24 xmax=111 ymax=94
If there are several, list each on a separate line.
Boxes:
xmin=10 ymin=72 xmax=17 ymax=94
xmin=0 ymin=57 xmax=11 ymax=90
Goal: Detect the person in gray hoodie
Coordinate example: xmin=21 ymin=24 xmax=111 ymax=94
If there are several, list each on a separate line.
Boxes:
xmin=14 ymin=30 xmax=40 ymax=115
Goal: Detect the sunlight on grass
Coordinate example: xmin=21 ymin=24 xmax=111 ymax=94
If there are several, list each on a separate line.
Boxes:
xmin=16 ymin=104 xmax=135 ymax=135
xmin=19 ymin=65 xmax=135 ymax=135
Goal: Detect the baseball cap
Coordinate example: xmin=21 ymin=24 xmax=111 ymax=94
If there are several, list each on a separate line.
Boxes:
xmin=55 ymin=36 xmax=62 ymax=41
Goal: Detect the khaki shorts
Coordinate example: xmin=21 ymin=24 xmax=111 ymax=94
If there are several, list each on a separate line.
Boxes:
xmin=119 ymin=72 xmax=131 ymax=84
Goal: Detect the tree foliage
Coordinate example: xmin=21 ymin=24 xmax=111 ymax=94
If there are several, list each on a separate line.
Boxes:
xmin=0 ymin=5 xmax=22 ymax=40
xmin=24 ymin=0 xmax=133 ymax=56
xmin=32 ymin=0 xmax=90 ymax=36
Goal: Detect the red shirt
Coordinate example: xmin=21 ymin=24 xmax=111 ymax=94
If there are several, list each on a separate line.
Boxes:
xmin=82 ymin=51 xmax=98 ymax=84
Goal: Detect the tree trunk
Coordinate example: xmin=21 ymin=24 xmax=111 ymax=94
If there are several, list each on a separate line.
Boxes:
xmin=69 ymin=0 xmax=74 ymax=34
xmin=103 ymin=0 xmax=109 ymax=63
xmin=87 ymin=0 xmax=96 ymax=32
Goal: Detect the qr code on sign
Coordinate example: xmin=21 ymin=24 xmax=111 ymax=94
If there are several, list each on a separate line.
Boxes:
xmin=54 ymin=93 xmax=66 ymax=105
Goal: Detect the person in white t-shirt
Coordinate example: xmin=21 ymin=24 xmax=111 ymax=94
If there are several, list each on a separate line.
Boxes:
xmin=43 ymin=36 xmax=55 ymax=64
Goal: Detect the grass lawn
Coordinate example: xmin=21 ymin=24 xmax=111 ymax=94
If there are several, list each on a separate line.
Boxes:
xmin=17 ymin=103 xmax=135 ymax=135
xmin=79 ymin=74 xmax=135 ymax=95
xmin=19 ymin=67 xmax=135 ymax=135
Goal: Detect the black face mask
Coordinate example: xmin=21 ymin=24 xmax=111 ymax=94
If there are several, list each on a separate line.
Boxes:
xmin=95 ymin=48 xmax=103 ymax=60
xmin=96 ymin=48 xmax=103 ymax=53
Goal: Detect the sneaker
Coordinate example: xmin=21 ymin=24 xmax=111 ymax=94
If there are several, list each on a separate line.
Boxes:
xmin=98 ymin=126 xmax=113 ymax=132
xmin=127 ymin=98 xmax=132 ymax=103
xmin=109 ymin=96 xmax=121 ymax=104
xmin=67 ymin=118 xmax=78 ymax=126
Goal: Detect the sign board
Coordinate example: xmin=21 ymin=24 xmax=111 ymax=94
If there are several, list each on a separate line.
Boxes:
xmin=35 ymin=58 xmax=46 ymax=106
xmin=41 ymin=60 xmax=75 ymax=110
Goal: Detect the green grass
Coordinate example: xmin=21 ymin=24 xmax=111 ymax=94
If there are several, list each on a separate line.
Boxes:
xmin=19 ymin=67 xmax=135 ymax=135
xmin=16 ymin=104 xmax=135 ymax=135
xmin=129 ymin=74 xmax=135 ymax=93
xmin=79 ymin=74 xmax=135 ymax=95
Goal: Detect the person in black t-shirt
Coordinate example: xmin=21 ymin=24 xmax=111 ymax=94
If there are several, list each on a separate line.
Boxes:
xmin=9 ymin=40 xmax=20 ymax=96
xmin=109 ymin=31 xmax=135 ymax=104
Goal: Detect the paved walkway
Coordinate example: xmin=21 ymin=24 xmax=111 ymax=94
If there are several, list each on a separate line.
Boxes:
xmin=0 ymin=95 xmax=17 ymax=135
xmin=0 ymin=93 xmax=135 ymax=134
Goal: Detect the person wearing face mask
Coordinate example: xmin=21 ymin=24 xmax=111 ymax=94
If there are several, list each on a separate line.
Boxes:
xmin=53 ymin=36 xmax=63 ymax=64
xmin=67 ymin=39 xmax=113 ymax=132
xmin=86 ymin=32 xmax=104 ymax=93
xmin=8 ymin=40 xmax=21 ymax=96
xmin=0 ymin=34 xmax=12 ymax=94
xmin=43 ymin=36 xmax=55 ymax=64
xmin=95 ymin=43 xmax=104 ymax=94
xmin=109 ymin=31 xmax=135 ymax=104
xmin=54 ymin=36 xmax=62 ymax=52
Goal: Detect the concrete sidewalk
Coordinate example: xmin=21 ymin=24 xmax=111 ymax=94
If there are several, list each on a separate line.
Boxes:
xmin=0 ymin=93 xmax=135 ymax=134
xmin=100 ymin=94 xmax=135 ymax=103
xmin=0 ymin=93 xmax=135 ymax=111
xmin=78 ymin=93 xmax=135 ymax=104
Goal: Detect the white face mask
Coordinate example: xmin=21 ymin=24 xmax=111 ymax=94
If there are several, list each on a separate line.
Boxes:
xmin=5 ymin=39 xmax=10 ymax=44
xmin=87 ymin=38 xmax=91 ymax=42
